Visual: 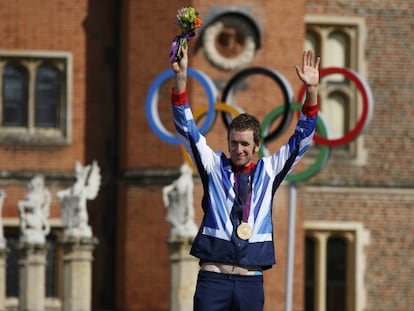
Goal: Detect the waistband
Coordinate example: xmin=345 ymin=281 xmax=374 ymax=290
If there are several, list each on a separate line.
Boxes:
xmin=201 ymin=262 xmax=263 ymax=276
xmin=198 ymin=270 xmax=264 ymax=280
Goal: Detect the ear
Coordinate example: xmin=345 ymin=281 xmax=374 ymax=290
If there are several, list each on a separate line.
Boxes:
xmin=254 ymin=145 xmax=260 ymax=153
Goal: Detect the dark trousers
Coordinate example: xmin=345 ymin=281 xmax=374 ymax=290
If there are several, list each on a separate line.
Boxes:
xmin=193 ymin=270 xmax=264 ymax=311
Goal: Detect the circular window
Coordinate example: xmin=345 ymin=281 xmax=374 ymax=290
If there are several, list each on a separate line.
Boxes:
xmin=202 ymin=15 xmax=259 ymax=71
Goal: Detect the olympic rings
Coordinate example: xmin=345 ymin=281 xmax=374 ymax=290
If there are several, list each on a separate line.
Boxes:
xmin=146 ymin=65 xmax=374 ymax=182
xmin=296 ymin=67 xmax=374 ymax=147
xmin=145 ymin=67 xmax=217 ymax=145
xmin=259 ymin=102 xmax=330 ymax=182
xmin=181 ymin=103 xmax=244 ymax=172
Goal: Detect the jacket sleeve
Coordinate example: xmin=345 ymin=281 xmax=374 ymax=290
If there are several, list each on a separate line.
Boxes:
xmin=171 ymin=90 xmax=219 ymax=174
xmin=265 ymin=103 xmax=318 ymax=181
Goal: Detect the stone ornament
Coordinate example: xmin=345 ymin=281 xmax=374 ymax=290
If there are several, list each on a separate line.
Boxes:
xmin=18 ymin=175 xmax=51 ymax=244
xmin=162 ymin=163 xmax=198 ymax=238
xmin=201 ymin=13 xmax=260 ymax=71
xmin=57 ymin=161 xmax=101 ymax=239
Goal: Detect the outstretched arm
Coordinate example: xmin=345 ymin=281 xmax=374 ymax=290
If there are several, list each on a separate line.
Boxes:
xmin=172 ymin=45 xmax=188 ymax=94
xmin=295 ymin=50 xmax=320 ymax=106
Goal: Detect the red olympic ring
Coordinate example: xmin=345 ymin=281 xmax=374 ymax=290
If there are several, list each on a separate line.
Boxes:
xmin=296 ymin=67 xmax=374 ymax=147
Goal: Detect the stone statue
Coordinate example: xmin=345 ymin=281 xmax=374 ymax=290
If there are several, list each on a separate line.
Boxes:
xmin=18 ymin=175 xmax=51 ymax=244
xmin=0 ymin=189 xmax=6 ymax=248
xmin=57 ymin=160 xmax=101 ymax=238
xmin=162 ymin=163 xmax=198 ymax=238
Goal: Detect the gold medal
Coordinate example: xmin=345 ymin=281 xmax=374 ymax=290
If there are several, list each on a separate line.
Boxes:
xmin=237 ymin=222 xmax=252 ymax=240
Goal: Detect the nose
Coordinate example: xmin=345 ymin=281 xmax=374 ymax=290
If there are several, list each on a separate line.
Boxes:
xmin=235 ymin=143 xmax=244 ymax=153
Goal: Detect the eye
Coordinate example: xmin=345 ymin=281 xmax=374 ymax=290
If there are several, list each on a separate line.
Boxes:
xmin=230 ymin=141 xmax=238 ymax=148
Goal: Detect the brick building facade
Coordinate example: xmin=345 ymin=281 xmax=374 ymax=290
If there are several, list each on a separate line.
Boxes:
xmin=0 ymin=0 xmax=413 ymax=310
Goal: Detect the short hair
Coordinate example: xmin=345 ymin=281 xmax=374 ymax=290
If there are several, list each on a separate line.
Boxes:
xmin=228 ymin=113 xmax=261 ymax=146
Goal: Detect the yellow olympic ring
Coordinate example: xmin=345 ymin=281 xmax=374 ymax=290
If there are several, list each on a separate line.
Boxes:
xmin=180 ymin=102 xmax=244 ymax=173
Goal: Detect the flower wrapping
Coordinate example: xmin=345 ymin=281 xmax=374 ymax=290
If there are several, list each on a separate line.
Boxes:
xmin=169 ymin=7 xmax=203 ymax=63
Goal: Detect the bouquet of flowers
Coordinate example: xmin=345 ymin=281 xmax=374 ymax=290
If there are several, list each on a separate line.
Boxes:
xmin=169 ymin=7 xmax=203 ymax=63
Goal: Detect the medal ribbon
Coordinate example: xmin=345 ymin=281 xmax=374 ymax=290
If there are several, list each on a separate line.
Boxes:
xmin=235 ymin=171 xmax=253 ymax=223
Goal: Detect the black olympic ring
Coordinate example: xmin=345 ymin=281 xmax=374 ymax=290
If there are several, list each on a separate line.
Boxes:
xmin=221 ymin=67 xmax=293 ymax=143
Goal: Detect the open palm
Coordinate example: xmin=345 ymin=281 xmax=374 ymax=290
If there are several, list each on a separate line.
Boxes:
xmin=295 ymin=50 xmax=320 ymax=87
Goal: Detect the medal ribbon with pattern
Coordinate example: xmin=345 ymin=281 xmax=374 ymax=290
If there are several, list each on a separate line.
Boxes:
xmin=234 ymin=167 xmax=254 ymax=240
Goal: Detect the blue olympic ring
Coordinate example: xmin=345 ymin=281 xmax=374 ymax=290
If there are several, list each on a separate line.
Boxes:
xmin=146 ymin=67 xmax=294 ymax=145
xmin=145 ymin=67 xmax=217 ymax=145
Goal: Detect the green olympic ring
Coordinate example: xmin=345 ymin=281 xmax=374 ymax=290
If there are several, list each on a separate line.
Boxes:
xmin=260 ymin=102 xmax=330 ymax=183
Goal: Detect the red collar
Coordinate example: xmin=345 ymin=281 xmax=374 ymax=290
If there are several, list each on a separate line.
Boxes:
xmin=232 ymin=162 xmax=256 ymax=173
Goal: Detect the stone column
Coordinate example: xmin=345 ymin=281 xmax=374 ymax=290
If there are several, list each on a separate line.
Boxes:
xmin=0 ymin=248 xmax=7 ymax=311
xmin=18 ymin=243 xmax=47 ymax=311
xmin=61 ymin=236 xmax=98 ymax=311
xmin=168 ymin=236 xmax=198 ymax=311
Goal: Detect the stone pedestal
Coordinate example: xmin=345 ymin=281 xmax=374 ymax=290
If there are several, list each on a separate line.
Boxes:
xmin=18 ymin=243 xmax=47 ymax=311
xmin=168 ymin=236 xmax=198 ymax=311
xmin=61 ymin=237 xmax=98 ymax=311
xmin=0 ymin=248 xmax=7 ymax=311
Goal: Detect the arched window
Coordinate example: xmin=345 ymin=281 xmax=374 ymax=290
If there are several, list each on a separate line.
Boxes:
xmin=324 ymin=91 xmax=349 ymax=141
xmin=327 ymin=237 xmax=347 ymax=311
xmin=326 ymin=31 xmax=349 ymax=69
xmin=35 ymin=65 xmax=60 ymax=128
xmin=305 ymin=17 xmax=367 ymax=162
xmin=2 ymin=64 xmax=28 ymax=126
xmin=0 ymin=52 xmax=72 ymax=145
xmin=305 ymin=221 xmax=370 ymax=311
xmin=305 ymin=237 xmax=316 ymax=311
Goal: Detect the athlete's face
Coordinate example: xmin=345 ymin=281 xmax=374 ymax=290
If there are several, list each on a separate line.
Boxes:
xmin=228 ymin=129 xmax=259 ymax=168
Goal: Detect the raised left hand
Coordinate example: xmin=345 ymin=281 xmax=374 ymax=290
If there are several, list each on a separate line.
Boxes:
xmin=295 ymin=50 xmax=320 ymax=87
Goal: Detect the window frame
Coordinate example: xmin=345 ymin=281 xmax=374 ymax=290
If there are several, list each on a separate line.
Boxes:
xmin=304 ymin=221 xmax=370 ymax=311
xmin=0 ymin=50 xmax=72 ymax=145
xmin=304 ymin=16 xmax=368 ymax=165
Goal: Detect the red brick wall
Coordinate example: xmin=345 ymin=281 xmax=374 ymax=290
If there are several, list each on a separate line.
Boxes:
xmin=0 ymin=1 xmax=88 ymax=171
xmin=302 ymin=1 xmax=414 ymax=310
xmin=0 ymin=1 xmax=117 ymax=309
xmin=303 ymin=188 xmax=414 ymax=311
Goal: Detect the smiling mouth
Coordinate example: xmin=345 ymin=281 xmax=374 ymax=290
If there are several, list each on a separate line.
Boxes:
xmin=235 ymin=157 xmax=247 ymax=163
